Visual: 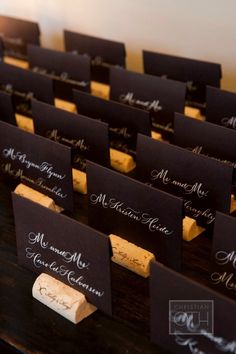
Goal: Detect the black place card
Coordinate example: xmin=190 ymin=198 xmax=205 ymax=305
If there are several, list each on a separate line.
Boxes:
xmin=0 ymin=62 xmax=54 ymax=117
xmin=87 ymin=161 xmax=183 ymax=270
xmin=0 ymin=121 xmax=73 ymax=211
xmin=150 ymin=260 xmax=236 ymax=354
xmin=174 ymin=113 xmax=236 ymax=191
xmin=110 ymin=67 xmax=186 ymax=140
xmin=143 ymin=50 xmax=221 ymax=111
xmin=64 ymin=30 xmax=126 ymax=84
xmin=12 ymin=194 xmax=112 ymax=314
xmin=0 ymin=38 xmax=3 ymax=58
xmin=27 ymin=44 xmax=91 ymax=102
xmin=0 ymin=90 xmax=16 ymax=125
xmin=211 ymin=212 xmax=236 ymax=299
xmin=136 ymin=134 xmax=233 ymax=227
xmin=32 ymin=100 xmax=110 ymax=171
xmin=0 ymin=15 xmax=40 ymax=59
xmin=73 ymin=90 xmax=151 ymax=157
xmin=206 ymin=86 xmax=236 ymax=130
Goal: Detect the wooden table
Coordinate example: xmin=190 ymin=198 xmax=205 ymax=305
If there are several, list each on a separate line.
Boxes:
xmin=0 ymin=176 xmax=213 ymax=354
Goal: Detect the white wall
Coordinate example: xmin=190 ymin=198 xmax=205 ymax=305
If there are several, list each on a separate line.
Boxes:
xmin=1 ymin=0 xmax=236 ymax=91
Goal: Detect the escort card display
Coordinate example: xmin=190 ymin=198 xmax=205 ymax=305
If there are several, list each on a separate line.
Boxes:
xmin=73 ymin=90 xmax=151 ymax=157
xmin=136 ymin=134 xmax=233 ymax=227
xmin=211 ymin=212 xmax=236 ymax=299
xmin=0 ymin=15 xmax=40 ymax=59
xmin=32 ymin=100 xmax=110 ymax=171
xmin=174 ymin=113 xmax=236 ymax=191
xmin=0 ymin=90 xmax=16 ymax=125
xmin=0 ymin=62 xmax=54 ymax=117
xmin=109 ymin=67 xmax=186 ymax=140
xmin=27 ymin=44 xmax=91 ymax=101
xmin=0 ymin=120 xmax=73 ymax=211
xmin=143 ymin=50 xmax=221 ymax=110
xmin=87 ymin=161 xmax=183 ymax=270
xmin=206 ymin=86 xmax=236 ymax=130
xmin=150 ymin=261 xmax=236 ymax=354
xmin=12 ymin=194 xmax=112 ymax=314
xmin=64 ymin=30 xmax=126 ymax=84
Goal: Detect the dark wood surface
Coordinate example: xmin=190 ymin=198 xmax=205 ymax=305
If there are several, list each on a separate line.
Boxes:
xmin=0 ymin=176 xmax=215 ymax=354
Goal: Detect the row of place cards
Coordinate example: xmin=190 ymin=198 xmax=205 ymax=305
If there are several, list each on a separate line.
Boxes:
xmin=0 ymin=13 xmax=222 ymax=111
xmin=0 ymin=52 xmax=235 ymax=142
xmin=0 ymin=20 xmax=235 ymax=352
xmin=11 ymin=189 xmax=236 ymax=354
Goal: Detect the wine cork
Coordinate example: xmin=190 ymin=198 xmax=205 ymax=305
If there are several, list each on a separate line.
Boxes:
xmin=54 ymin=98 xmax=77 ymax=113
xmin=4 ymin=56 xmax=29 ymax=69
xmin=184 ymin=106 xmax=204 ymax=120
xmin=91 ymin=81 xmax=110 ymax=100
xmin=230 ymin=194 xmax=236 ymax=213
xmin=182 ymin=216 xmax=205 ymax=241
xmin=109 ymin=234 xmax=155 ymax=278
xmin=151 ymin=130 xmax=162 ymax=141
xmin=110 ymin=148 xmax=136 ymax=173
xmin=72 ymin=168 xmax=87 ymax=194
xmin=14 ymin=184 xmax=62 ymax=212
xmin=15 ymin=114 xmax=34 ymax=133
xmin=32 ymin=273 xmax=97 ymax=324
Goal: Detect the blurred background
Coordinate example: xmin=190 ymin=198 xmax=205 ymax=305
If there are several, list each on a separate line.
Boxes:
xmin=1 ymin=0 xmax=235 ymax=91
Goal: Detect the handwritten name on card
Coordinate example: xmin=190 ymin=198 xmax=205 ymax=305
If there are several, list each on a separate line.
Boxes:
xmin=0 ymin=62 xmax=54 ymax=117
xmin=32 ymin=100 xmax=110 ymax=171
xmin=90 ymin=192 xmax=174 ymax=236
xmin=28 ymin=45 xmax=91 ymax=101
xmin=143 ymin=50 xmax=221 ymax=109
xmin=206 ymin=86 xmax=236 ymax=130
xmin=87 ymin=161 xmax=183 ymax=270
xmin=136 ymin=135 xmax=233 ymax=227
xmin=174 ymin=113 xmax=236 ymax=191
xmin=211 ymin=212 xmax=236 ymax=298
xmin=12 ymin=194 xmax=112 ymax=314
xmin=73 ymin=90 xmax=151 ymax=158
xmin=64 ymin=30 xmax=126 ymax=83
xmin=110 ymin=67 xmax=186 ymax=139
xmin=0 ymin=121 xmax=73 ymax=211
